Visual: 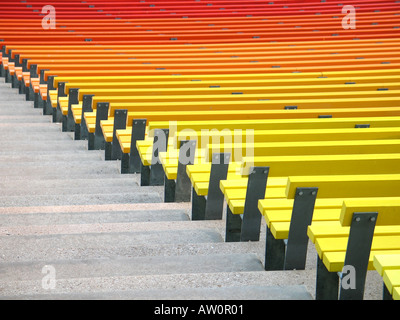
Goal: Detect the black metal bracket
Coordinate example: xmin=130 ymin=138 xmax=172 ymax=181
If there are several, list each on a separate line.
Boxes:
xmin=265 ymin=227 xmax=286 ymax=270
xmin=284 ymin=187 xmax=318 ymax=270
xmin=149 ymin=128 xmax=170 ymax=186
xmin=264 ymin=187 xmax=318 ymax=271
xmin=315 ymin=211 xmax=378 ymax=300
xmin=110 ymin=109 xmax=128 ymax=160
xmin=204 ymin=153 xmax=231 ymax=220
xmin=77 ymin=94 xmax=94 ymax=140
xmin=339 ymin=211 xmax=378 ymax=300
xmin=191 ymin=187 xmax=207 ymax=221
xmin=240 ymin=166 xmax=269 ymax=242
xmin=44 ymin=75 xmax=56 ymax=115
xmin=53 ymin=82 xmax=66 ymax=123
xmin=62 ymin=88 xmax=79 ymax=132
xmin=174 ymin=140 xmax=196 ymax=202
xmin=92 ymin=102 xmax=109 ymax=150
xmin=126 ymin=119 xmax=147 ymax=174
xmin=225 ymin=205 xmax=242 ymax=242
xmin=316 ymin=255 xmax=339 ymax=300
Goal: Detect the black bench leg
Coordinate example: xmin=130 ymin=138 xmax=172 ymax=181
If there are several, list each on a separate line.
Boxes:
xmin=174 ymin=140 xmax=196 ymax=203
xmin=284 ymin=187 xmax=318 ymax=270
xmin=140 ymin=163 xmax=150 ymax=186
xmin=383 ymin=282 xmax=393 ymax=300
xmin=316 ymin=255 xmax=339 ymax=300
xmin=128 ymin=119 xmax=147 ymax=174
xmin=111 ymin=109 xmax=127 ymax=160
xmin=191 ymin=187 xmax=207 ymax=220
xmin=240 ymin=166 xmax=269 ymax=242
xmin=65 ymin=88 xmax=79 ymax=132
xmin=264 ymin=227 xmax=286 ymax=271
xmin=93 ymin=102 xmax=109 ymax=150
xmin=121 ymin=153 xmax=130 ymax=174
xmin=78 ymin=95 xmax=94 ymax=140
xmin=149 ymin=128 xmax=169 ymax=186
xmin=339 ymin=212 xmax=377 ymax=300
xmin=203 ymin=153 xmax=230 ymax=220
xmin=225 ymin=205 xmax=242 ymax=242
xmin=164 ymin=175 xmax=176 ymax=203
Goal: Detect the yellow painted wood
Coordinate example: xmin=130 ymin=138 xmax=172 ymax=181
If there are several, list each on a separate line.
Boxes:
xmin=383 ymin=269 xmax=400 ymax=294
xmin=373 ymin=254 xmax=400 ymax=276
xmin=286 ymin=174 xmax=400 ymax=199
xmin=59 ymin=89 xmax=400 ymax=106
xmin=340 ymin=199 xmax=400 ymax=227
xmin=224 ymin=187 xmax=286 ymax=201
xmin=322 ymin=250 xmax=400 ymax=272
xmin=393 ymin=287 xmax=400 ymax=300
xmin=59 ymin=97 xmax=400 ymax=116
xmin=308 ymin=225 xmax=400 ymax=244
xmin=114 ymin=106 xmax=400 ymax=153
xmin=58 ymin=98 xmax=69 ymax=115
xmin=148 ymin=116 xmax=400 ymax=134
xmin=207 ymin=139 xmax=400 ymax=162
xmin=220 ymin=177 xmax=288 ymax=194
xmin=181 ymin=127 xmax=400 ymax=147
xmin=258 ymin=198 xmax=345 ymax=216
xmin=51 ymin=69 xmax=400 ymax=88
xmin=315 ymin=236 xmax=400 ymax=266
xmin=243 ymin=153 xmax=400 ymax=177
xmin=194 ymin=172 xmax=244 ymax=196
xmin=266 ymin=209 xmax=342 ymax=230
xmin=61 ymin=76 xmax=400 ymax=94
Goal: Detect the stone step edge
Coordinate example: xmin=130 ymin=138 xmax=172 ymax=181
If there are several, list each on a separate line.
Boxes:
xmin=0 ymin=202 xmax=192 ymax=215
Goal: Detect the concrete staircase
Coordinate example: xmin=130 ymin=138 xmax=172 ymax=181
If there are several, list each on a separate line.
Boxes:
xmin=0 ymin=77 xmax=383 ymax=300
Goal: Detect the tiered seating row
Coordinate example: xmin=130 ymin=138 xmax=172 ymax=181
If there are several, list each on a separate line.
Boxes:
xmin=1 ymin=0 xmax=399 ymax=300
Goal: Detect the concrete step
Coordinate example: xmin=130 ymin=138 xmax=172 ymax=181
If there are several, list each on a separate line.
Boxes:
xmin=1 ymin=132 xmax=75 ymax=142
xmin=0 ymin=172 xmax=138 ymax=181
xmin=0 ymin=150 xmax=105 ymax=163
xmin=0 ymin=175 xmax=139 ymax=189
xmin=0 ymin=160 xmax=122 ymax=176
xmin=0 ymin=191 xmax=162 ymax=207
xmin=0 ymin=270 xmax=315 ymax=300
xmin=0 ymin=87 xmax=20 ymax=93
xmin=0 ymin=185 xmax=151 ymax=197
xmin=0 ymin=284 xmax=313 ymax=300
xmin=0 ymin=203 xmax=191 ymax=226
xmin=0 ymin=253 xmax=265 ymax=282
xmin=0 ymin=115 xmax=51 ymax=123
xmin=0 ymin=100 xmax=35 ymax=110
xmin=0 ymin=139 xmax=90 ymax=152
xmin=0 ymin=95 xmax=27 ymax=101
xmin=0 ymin=122 xmax=61 ymax=133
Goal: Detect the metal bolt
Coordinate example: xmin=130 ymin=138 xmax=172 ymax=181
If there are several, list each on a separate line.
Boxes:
xmin=298 ymin=191 xmax=304 ymax=196
xmin=355 ymin=217 xmax=361 ymax=222
xmin=312 ymin=191 xmax=317 ymax=195
xmin=370 ymin=217 xmax=376 ymax=222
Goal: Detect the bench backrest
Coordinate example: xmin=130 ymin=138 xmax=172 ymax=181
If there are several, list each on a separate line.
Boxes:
xmin=340 ymin=199 xmax=400 ymax=226
xmin=286 ymin=174 xmax=400 ymax=199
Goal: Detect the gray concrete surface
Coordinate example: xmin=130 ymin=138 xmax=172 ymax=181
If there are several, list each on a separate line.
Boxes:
xmin=0 ymin=77 xmax=385 ymax=301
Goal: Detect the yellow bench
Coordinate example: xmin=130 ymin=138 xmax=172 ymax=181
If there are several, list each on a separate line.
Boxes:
xmin=307 ymin=200 xmax=400 ymax=300
xmin=373 ymin=254 xmax=400 ymax=300
xmin=77 ymin=94 xmax=400 ymax=154
xmin=57 ymin=82 xmax=400 ymax=134
xmin=257 ymin=175 xmax=400 ymax=271
xmin=116 ymin=109 xmax=400 ymax=173
xmin=184 ymin=126 xmax=400 ymax=221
